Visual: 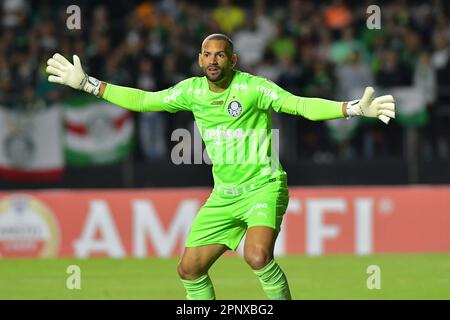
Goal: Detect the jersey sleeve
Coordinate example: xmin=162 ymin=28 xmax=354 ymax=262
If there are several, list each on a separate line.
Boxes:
xmin=102 ymin=78 xmax=193 ymax=113
xmin=252 ymin=76 xmax=345 ymax=120
xmin=253 ymin=77 xmax=294 ymax=112
xmin=153 ymin=78 xmax=193 ymax=113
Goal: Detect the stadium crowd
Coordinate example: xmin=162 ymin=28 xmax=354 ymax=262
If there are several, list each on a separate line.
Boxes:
xmin=1 ymin=0 xmax=449 ymax=163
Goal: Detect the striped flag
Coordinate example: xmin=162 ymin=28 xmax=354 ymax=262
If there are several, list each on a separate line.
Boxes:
xmin=64 ymin=96 xmax=134 ymax=165
xmin=0 ymin=105 xmax=64 ymax=181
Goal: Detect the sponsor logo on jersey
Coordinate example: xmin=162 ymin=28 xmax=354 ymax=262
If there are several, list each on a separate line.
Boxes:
xmin=187 ymin=88 xmax=207 ymax=95
xmin=204 ymin=127 xmax=244 ymax=141
xmin=227 ymin=100 xmax=242 ymax=117
xmin=256 ymin=85 xmax=279 ymax=100
xmin=211 ymin=100 xmax=224 ymax=105
xmin=163 ymin=88 xmax=183 ymax=103
xmin=232 ymin=83 xmax=248 ymax=90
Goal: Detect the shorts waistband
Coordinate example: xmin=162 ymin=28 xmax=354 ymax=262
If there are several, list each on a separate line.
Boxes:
xmin=215 ymin=183 xmax=256 ymax=197
xmin=213 ymin=174 xmax=286 ymax=197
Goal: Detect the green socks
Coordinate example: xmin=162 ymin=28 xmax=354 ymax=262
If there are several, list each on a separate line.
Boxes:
xmin=254 ymin=259 xmax=292 ymax=300
xmin=180 ymin=274 xmax=216 ymax=300
xmin=180 ymin=261 xmax=291 ymax=300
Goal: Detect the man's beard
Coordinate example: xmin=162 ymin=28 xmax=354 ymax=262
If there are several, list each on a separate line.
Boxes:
xmin=203 ymin=65 xmax=226 ymax=82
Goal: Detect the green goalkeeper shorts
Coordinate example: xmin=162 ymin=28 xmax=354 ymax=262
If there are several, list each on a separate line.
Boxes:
xmin=186 ymin=174 xmax=289 ymax=251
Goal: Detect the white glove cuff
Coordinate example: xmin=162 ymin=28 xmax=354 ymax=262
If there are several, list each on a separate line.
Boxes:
xmin=346 ymin=99 xmax=361 ymax=117
xmin=80 ymin=75 xmax=101 ymax=97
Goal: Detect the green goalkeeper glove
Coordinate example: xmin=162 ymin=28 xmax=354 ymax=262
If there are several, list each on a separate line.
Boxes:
xmin=46 ymin=53 xmax=101 ymax=96
xmin=345 ymin=87 xmax=396 ymax=124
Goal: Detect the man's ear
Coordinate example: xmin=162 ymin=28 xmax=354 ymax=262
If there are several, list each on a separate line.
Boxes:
xmin=231 ymin=54 xmax=237 ymax=68
xmin=198 ymin=53 xmax=202 ymax=68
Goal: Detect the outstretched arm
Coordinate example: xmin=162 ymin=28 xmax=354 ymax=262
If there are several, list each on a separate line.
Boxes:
xmin=279 ymin=95 xmax=347 ymax=121
xmin=46 ymin=53 xmax=164 ymax=112
xmin=279 ymin=87 xmax=395 ymax=124
xmin=99 ymin=83 xmax=165 ymax=112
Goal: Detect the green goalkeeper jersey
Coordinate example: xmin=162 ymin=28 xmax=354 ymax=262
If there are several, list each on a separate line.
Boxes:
xmin=156 ymin=70 xmax=291 ymax=188
xmin=102 ymin=70 xmax=345 ymax=190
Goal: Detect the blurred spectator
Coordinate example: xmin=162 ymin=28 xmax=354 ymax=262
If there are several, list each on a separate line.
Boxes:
xmin=136 ymin=56 xmax=157 ymax=91
xmin=23 ymin=85 xmax=46 ymax=111
xmin=376 ymin=49 xmax=412 ymax=87
xmin=38 ymin=20 xmax=58 ymax=52
xmin=316 ymin=29 xmax=333 ymax=63
xmin=135 ymin=2 xmax=158 ymax=29
xmin=88 ymin=35 xmax=111 ymax=78
xmin=414 ymin=51 xmax=439 ymax=159
xmin=212 ymin=0 xmax=245 ymax=34
xmin=253 ymin=0 xmax=276 ymax=42
xmin=233 ymin=14 xmax=269 ymax=71
xmin=278 ymin=55 xmax=303 ymax=95
xmin=324 ymin=0 xmax=352 ymax=30
xmin=336 ymin=50 xmax=374 ymax=100
xmin=432 ymin=31 xmax=450 ymax=85
xmin=91 ymin=5 xmax=110 ymax=36
xmin=414 ymin=51 xmax=437 ymax=106
xmin=2 ymin=0 xmax=28 ymax=28
xmin=330 ymin=27 xmax=368 ymax=64
xmin=305 ymin=60 xmax=335 ymax=99
xmin=269 ymin=23 xmax=296 ymax=61
xmin=400 ymin=30 xmax=422 ymax=73
xmin=254 ymin=49 xmax=282 ymax=82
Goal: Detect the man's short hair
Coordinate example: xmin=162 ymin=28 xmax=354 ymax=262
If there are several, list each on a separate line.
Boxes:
xmin=202 ymin=33 xmax=234 ymax=55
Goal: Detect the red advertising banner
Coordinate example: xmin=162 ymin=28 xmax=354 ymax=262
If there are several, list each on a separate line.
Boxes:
xmin=0 ymin=186 xmax=449 ymax=258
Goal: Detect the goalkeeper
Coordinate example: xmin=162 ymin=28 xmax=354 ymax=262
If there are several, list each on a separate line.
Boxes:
xmin=46 ymin=33 xmax=395 ymax=300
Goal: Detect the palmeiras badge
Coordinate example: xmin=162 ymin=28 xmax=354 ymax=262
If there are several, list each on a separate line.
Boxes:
xmin=227 ymin=100 xmax=242 ymax=117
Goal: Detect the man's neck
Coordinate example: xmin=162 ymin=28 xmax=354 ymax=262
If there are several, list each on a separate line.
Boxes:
xmin=207 ymin=70 xmax=236 ymax=93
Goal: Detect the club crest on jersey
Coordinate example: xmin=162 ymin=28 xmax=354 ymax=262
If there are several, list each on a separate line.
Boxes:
xmin=227 ymin=101 xmax=242 ymax=117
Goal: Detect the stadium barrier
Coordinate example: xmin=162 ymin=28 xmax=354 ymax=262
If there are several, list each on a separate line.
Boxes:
xmin=0 ymin=186 xmax=449 ymax=258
